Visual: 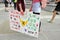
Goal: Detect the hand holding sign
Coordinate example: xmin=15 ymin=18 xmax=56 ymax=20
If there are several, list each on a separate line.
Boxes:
xmin=20 ymin=10 xmax=24 ymax=16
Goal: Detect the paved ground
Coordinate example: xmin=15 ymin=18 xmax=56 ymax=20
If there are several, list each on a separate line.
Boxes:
xmin=0 ymin=3 xmax=60 ymax=40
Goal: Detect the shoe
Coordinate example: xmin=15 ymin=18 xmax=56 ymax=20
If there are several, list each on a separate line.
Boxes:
xmin=5 ymin=9 xmax=9 ymax=12
xmin=48 ymin=21 xmax=53 ymax=23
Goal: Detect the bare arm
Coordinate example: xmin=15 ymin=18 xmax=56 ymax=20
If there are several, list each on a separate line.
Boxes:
xmin=29 ymin=1 xmax=33 ymax=11
xmin=19 ymin=4 xmax=23 ymax=12
xmin=19 ymin=3 xmax=24 ymax=15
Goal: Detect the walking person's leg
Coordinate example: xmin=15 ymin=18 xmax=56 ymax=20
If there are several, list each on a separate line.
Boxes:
xmin=5 ymin=2 xmax=9 ymax=12
xmin=14 ymin=3 xmax=16 ymax=10
xmin=48 ymin=2 xmax=60 ymax=23
xmin=49 ymin=10 xmax=57 ymax=23
xmin=9 ymin=0 xmax=12 ymax=7
xmin=39 ymin=22 xmax=41 ymax=32
xmin=10 ymin=2 xmax=12 ymax=7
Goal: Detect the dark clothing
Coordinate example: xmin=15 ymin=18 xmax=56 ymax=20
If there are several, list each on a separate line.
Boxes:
xmin=55 ymin=2 xmax=60 ymax=11
xmin=33 ymin=12 xmax=40 ymax=15
xmin=16 ymin=0 xmax=25 ymax=12
xmin=12 ymin=0 xmax=17 ymax=10
xmin=5 ymin=3 xmax=8 ymax=7
xmin=4 ymin=0 xmax=8 ymax=7
xmin=4 ymin=0 xmax=8 ymax=3
xmin=14 ymin=3 xmax=16 ymax=10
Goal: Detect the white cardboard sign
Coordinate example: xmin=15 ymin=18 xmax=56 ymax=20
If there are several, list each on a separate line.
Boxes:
xmin=9 ymin=10 xmax=40 ymax=38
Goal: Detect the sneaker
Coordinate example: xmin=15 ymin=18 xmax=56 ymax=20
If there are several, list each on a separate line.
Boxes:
xmin=5 ymin=9 xmax=9 ymax=12
xmin=48 ymin=21 xmax=53 ymax=23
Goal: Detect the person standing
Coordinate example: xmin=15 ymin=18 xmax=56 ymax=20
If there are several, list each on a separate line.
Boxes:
xmin=29 ymin=0 xmax=41 ymax=32
xmin=9 ymin=0 xmax=12 ymax=7
xmin=16 ymin=0 xmax=25 ymax=15
xmin=13 ymin=0 xmax=17 ymax=10
xmin=4 ymin=0 xmax=9 ymax=11
xmin=49 ymin=0 xmax=60 ymax=23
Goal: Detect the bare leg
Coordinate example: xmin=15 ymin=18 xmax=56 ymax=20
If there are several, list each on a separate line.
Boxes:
xmin=49 ymin=10 xmax=57 ymax=23
xmin=5 ymin=3 xmax=9 ymax=12
xmin=10 ymin=2 xmax=12 ymax=7
xmin=5 ymin=7 xmax=9 ymax=12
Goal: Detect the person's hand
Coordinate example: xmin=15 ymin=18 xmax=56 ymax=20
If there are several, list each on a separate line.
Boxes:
xmin=20 ymin=10 xmax=24 ymax=16
xmin=29 ymin=8 xmax=32 ymax=12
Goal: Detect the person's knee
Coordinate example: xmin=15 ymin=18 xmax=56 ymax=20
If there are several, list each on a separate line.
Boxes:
xmin=53 ymin=10 xmax=57 ymax=13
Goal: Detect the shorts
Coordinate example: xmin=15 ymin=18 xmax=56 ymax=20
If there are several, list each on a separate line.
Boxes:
xmin=54 ymin=2 xmax=60 ymax=11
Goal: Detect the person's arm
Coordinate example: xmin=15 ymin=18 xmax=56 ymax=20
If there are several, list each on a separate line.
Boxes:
xmin=41 ymin=0 xmax=47 ymax=8
xmin=29 ymin=1 xmax=33 ymax=11
xmin=29 ymin=5 xmax=32 ymax=11
xmin=24 ymin=0 xmax=26 ymax=5
xmin=19 ymin=3 xmax=23 ymax=12
xmin=19 ymin=3 xmax=24 ymax=15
